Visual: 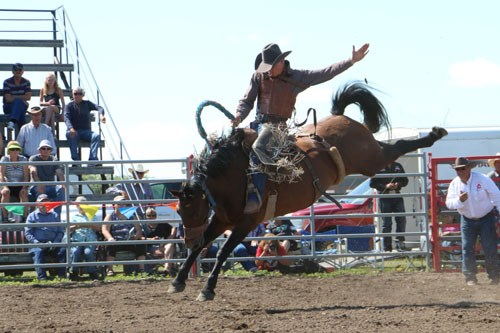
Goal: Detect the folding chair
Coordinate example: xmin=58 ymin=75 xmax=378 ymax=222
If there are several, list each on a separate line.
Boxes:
xmin=337 ymin=225 xmax=378 ymax=268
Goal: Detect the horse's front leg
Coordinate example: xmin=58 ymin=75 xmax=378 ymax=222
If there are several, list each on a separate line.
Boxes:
xmin=197 ymin=227 xmax=249 ymax=301
xmin=167 ymin=220 xmax=222 ymax=294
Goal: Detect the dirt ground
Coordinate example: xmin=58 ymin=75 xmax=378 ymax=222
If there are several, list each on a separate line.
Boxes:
xmin=1 ymin=272 xmax=499 ymax=333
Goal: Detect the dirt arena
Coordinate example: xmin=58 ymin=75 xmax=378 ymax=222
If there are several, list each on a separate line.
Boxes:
xmin=1 ymin=272 xmax=499 ymax=333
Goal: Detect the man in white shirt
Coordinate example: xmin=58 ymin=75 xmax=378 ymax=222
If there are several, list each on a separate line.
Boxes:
xmin=446 ymin=157 xmax=500 ymax=286
xmin=16 ymin=106 xmax=56 ymax=158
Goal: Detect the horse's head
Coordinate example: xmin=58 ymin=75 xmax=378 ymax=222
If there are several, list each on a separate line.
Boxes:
xmin=170 ymin=178 xmax=210 ymax=251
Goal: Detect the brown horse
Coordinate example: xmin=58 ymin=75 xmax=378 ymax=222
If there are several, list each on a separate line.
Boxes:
xmin=168 ymin=82 xmax=447 ymax=301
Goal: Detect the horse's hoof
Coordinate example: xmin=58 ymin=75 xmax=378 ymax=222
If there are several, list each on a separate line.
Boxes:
xmin=431 ymin=126 xmax=448 ymax=139
xmin=196 ymin=289 xmax=215 ymax=301
xmin=167 ymin=280 xmax=186 ymax=294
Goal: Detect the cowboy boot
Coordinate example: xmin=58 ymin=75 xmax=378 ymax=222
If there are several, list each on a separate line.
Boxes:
xmin=252 ymin=124 xmax=276 ymax=165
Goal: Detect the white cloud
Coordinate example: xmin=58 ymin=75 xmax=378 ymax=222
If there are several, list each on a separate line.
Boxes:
xmin=449 ymin=58 xmax=500 ymax=87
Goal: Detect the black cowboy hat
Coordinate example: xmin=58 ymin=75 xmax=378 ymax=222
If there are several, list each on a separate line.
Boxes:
xmin=452 ymin=157 xmax=475 ymax=169
xmin=254 ymin=43 xmax=291 ymax=73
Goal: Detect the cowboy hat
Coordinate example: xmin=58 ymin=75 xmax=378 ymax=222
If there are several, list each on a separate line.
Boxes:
xmin=6 ymin=140 xmax=23 ymax=153
xmin=128 ymin=164 xmax=149 ymax=174
xmin=452 ymin=157 xmax=475 ymax=169
xmin=27 ymin=106 xmax=44 ymax=115
xmin=487 ymin=153 xmax=500 ymax=168
xmin=255 ymin=43 xmax=292 ymax=73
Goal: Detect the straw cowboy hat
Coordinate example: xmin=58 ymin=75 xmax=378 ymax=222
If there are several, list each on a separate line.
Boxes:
xmin=452 ymin=157 xmax=475 ymax=169
xmin=487 ymin=153 xmax=500 ymax=168
xmin=254 ymin=43 xmax=292 ymax=73
xmin=27 ymin=106 xmax=44 ymax=115
xmin=128 ymin=164 xmax=149 ymax=174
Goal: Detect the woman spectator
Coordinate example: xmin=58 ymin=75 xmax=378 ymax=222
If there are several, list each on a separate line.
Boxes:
xmin=0 ymin=141 xmax=29 ymax=222
xmin=39 ymin=73 xmax=65 ymax=133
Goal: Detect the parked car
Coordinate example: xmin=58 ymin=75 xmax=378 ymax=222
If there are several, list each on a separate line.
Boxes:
xmin=288 ymin=179 xmax=375 ymax=234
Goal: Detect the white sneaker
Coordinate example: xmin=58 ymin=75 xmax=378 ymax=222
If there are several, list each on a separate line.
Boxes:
xmin=7 ymin=121 xmax=15 ymax=131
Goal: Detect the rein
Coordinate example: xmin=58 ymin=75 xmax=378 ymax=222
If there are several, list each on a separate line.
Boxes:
xmin=196 ymin=100 xmax=235 ymax=148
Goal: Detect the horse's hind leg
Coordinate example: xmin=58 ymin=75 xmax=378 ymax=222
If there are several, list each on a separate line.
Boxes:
xmin=382 ymin=126 xmax=448 ymax=161
xmin=197 ymin=224 xmax=251 ymax=301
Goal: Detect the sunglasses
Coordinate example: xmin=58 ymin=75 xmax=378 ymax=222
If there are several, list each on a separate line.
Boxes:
xmin=146 ymin=215 xmax=157 ymax=218
xmin=455 ymin=167 xmax=467 ymax=171
xmin=40 ymin=147 xmax=52 ymax=151
xmin=73 ymin=92 xmax=83 ymax=96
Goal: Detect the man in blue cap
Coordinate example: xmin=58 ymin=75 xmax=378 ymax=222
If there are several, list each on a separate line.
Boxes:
xmin=25 ymin=193 xmax=66 ymax=281
xmin=2 ymin=63 xmax=32 ymax=131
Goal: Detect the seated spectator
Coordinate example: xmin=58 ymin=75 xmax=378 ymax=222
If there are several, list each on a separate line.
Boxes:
xmin=224 ymin=223 xmax=266 ymax=272
xmin=24 ymin=194 xmax=65 ymax=281
xmin=101 ymin=195 xmax=146 ymax=276
xmin=267 ymin=219 xmax=300 ymax=252
xmin=255 ymin=233 xmax=291 ymax=271
xmin=17 ymin=106 xmax=57 ymax=158
xmin=116 ymin=164 xmax=153 ymax=218
xmin=28 ymin=139 xmax=65 ymax=215
xmin=64 ymin=87 xmax=106 ymax=162
xmin=39 ymin=73 xmax=65 ymax=133
xmin=67 ymin=196 xmax=100 ymax=281
xmin=3 ymin=63 xmax=31 ymax=132
xmin=0 ymin=141 xmax=29 ymax=222
xmin=142 ymin=207 xmax=178 ymax=276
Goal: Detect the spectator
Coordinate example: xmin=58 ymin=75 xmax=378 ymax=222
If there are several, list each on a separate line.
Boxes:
xmin=142 ymin=207 xmax=178 ymax=276
xmin=486 ymin=153 xmax=500 ymax=189
xmin=224 ymin=223 xmax=266 ymax=272
xmin=116 ymin=164 xmax=153 ymax=217
xmin=24 ymin=194 xmax=65 ymax=281
xmin=445 ymin=157 xmax=500 ymax=286
xmin=2 ymin=63 xmax=31 ymax=131
xmin=0 ymin=141 xmax=29 ymax=222
xmin=39 ymin=73 xmax=65 ymax=133
xmin=101 ymin=195 xmax=146 ymax=276
xmin=64 ymin=87 xmax=106 ymax=162
xmin=28 ymin=139 xmax=65 ymax=214
xmin=232 ymin=43 xmax=369 ymax=213
xmin=67 ymin=196 xmax=101 ymax=281
xmin=16 ymin=106 xmax=57 ymax=158
xmin=370 ymin=161 xmax=409 ymax=252
xmin=255 ymin=233 xmax=291 ymax=271
xmin=267 ymin=219 xmax=300 ymax=252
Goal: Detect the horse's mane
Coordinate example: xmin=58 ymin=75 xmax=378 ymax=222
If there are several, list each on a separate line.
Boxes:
xmin=331 ymin=81 xmax=391 ymax=133
xmin=195 ymin=128 xmax=248 ymax=178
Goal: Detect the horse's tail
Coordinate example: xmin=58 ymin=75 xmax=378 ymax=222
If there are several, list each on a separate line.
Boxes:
xmin=331 ymin=81 xmax=391 ymax=133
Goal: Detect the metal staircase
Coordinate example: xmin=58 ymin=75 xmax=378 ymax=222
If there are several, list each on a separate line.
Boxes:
xmin=0 ymin=6 xmax=135 ymax=199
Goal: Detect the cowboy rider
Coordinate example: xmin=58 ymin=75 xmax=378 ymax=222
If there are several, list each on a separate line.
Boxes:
xmin=231 ymin=42 xmax=370 ymax=213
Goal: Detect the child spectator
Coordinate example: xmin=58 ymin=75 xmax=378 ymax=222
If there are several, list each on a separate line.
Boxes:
xmin=39 ymin=73 xmax=65 ymax=133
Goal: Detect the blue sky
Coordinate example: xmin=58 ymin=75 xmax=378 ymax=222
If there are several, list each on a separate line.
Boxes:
xmin=2 ymin=1 xmax=500 ymax=177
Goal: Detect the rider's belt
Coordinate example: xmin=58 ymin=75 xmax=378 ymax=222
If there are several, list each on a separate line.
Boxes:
xmin=256 ymin=113 xmax=287 ymax=124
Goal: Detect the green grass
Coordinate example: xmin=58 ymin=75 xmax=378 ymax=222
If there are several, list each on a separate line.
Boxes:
xmin=0 ymin=257 xmax=430 ymax=285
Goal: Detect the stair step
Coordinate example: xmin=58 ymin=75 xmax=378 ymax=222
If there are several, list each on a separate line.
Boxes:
xmin=0 ymin=39 xmax=64 ymax=48
xmin=58 ymin=140 xmax=105 ymax=149
xmin=68 ymin=166 xmax=114 ymax=175
xmin=0 ymin=63 xmax=74 ymax=72
xmin=0 ymin=88 xmax=72 ymax=97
